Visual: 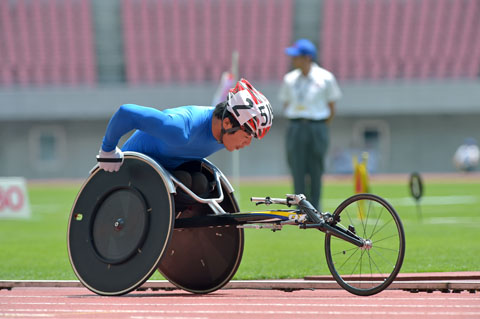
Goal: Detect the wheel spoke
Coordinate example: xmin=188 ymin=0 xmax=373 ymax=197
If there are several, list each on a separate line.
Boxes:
xmin=363 ymin=200 xmax=373 ymax=238
xmin=348 ymin=248 xmax=364 ymax=276
xmin=371 ymin=247 xmax=398 ymax=270
xmin=344 ymin=207 xmax=355 ymax=228
xmin=368 ymin=204 xmax=383 ymax=239
xmin=370 ymin=218 xmax=394 ymax=239
xmin=331 ymin=246 xmax=358 ymax=256
xmin=368 ymin=249 xmax=389 ymax=279
xmin=373 ymin=245 xmax=400 ymax=253
xmin=367 ymin=250 xmax=374 ymax=277
xmin=373 ymin=233 xmax=399 ymax=244
xmin=357 ymin=200 xmax=367 ymax=238
xmin=336 ymin=247 xmax=360 ymax=272
xmin=357 ymin=249 xmax=367 ymax=287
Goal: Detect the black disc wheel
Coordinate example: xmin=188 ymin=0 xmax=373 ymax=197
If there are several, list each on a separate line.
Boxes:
xmin=325 ymin=193 xmax=405 ymax=296
xmin=158 ymin=183 xmax=243 ymax=294
xmin=92 ymin=188 xmax=148 ymax=264
xmin=68 ymin=154 xmax=175 ymax=296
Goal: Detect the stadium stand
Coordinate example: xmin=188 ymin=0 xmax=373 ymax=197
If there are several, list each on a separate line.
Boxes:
xmin=321 ymin=0 xmax=480 ymax=81
xmin=0 ymin=0 xmax=97 ymax=87
xmin=121 ymin=0 xmax=293 ymax=85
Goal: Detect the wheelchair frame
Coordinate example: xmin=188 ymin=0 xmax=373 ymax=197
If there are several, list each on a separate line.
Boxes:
xmin=68 ymin=152 xmax=405 ymax=297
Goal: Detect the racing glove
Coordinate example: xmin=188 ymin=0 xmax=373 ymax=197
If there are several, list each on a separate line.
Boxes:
xmin=96 ymin=147 xmax=124 ymax=172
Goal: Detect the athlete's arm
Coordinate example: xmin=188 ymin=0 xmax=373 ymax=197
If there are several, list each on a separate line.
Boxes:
xmin=101 ymin=104 xmax=189 ymax=152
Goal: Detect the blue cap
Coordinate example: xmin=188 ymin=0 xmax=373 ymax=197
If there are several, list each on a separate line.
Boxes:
xmin=465 ymin=137 xmax=477 ymax=145
xmin=285 ymin=39 xmax=317 ymax=60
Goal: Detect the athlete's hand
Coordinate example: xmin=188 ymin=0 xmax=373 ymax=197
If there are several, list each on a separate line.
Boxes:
xmin=96 ymin=147 xmax=124 ymax=172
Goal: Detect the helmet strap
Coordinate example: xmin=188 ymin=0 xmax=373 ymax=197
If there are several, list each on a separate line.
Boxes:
xmin=219 ymin=125 xmax=242 ymax=144
xmin=218 ymin=106 xmax=242 ymax=144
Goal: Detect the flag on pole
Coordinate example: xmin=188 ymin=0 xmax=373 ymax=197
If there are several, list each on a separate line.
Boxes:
xmin=353 ymin=152 xmax=370 ymax=194
xmin=212 ymin=71 xmax=235 ymax=106
xmin=353 ymin=152 xmax=370 ymax=220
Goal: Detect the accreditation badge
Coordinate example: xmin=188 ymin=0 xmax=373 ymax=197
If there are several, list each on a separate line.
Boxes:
xmin=294 ymin=104 xmax=306 ymax=111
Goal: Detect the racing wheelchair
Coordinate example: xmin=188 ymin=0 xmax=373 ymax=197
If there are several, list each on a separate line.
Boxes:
xmin=67 ymin=152 xmax=405 ymax=296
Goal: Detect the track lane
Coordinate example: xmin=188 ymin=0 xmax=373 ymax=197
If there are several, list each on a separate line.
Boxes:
xmin=1 ymin=287 xmax=479 ymax=319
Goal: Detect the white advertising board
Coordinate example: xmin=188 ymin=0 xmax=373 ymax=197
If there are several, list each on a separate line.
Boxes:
xmin=0 ymin=177 xmax=31 ymax=219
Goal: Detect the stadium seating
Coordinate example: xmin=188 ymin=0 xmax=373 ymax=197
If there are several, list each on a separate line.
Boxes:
xmin=0 ymin=0 xmax=97 ymax=87
xmin=3 ymin=0 xmax=478 ymax=86
xmin=121 ymin=0 xmax=293 ymax=85
xmin=321 ymin=0 xmax=480 ymax=81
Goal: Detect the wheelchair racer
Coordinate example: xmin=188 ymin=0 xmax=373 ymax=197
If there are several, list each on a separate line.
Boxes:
xmin=97 ymin=78 xmax=273 ymax=195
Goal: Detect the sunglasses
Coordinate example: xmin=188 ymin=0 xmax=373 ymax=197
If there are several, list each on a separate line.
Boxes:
xmin=241 ymin=125 xmax=256 ymax=138
xmin=227 ymin=125 xmax=256 ymax=138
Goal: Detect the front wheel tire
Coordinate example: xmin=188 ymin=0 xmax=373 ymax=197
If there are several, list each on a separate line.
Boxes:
xmin=325 ymin=193 xmax=405 ymax=296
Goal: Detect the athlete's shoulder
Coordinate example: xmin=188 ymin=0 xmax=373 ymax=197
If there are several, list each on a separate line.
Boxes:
xmin=163 ymin=106 xmax=214 ymax=131
xmin=119 ymin=103 xmax=154 ymax=111
xmin=184 ymin=105 xmax=214 ymax=113
xmin=164 ymin=105 xmax=213 ymax=115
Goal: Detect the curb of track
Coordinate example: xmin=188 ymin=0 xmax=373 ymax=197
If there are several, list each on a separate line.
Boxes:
xmin=1 ymin=272 xmax=479 ymax=294
xmin=305 ymin=271 xmax=480 ymax=282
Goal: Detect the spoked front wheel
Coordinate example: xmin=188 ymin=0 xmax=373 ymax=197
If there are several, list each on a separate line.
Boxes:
xmin=325 ymin=193 xmax=405 ymax=296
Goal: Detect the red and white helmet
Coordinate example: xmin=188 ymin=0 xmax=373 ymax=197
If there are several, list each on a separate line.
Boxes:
xmin=226 ymin=79 xmax=273 ymax=139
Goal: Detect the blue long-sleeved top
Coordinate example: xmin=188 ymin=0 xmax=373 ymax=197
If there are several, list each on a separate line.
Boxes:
xmin=101 ymin=104 xmax=224 ymax=169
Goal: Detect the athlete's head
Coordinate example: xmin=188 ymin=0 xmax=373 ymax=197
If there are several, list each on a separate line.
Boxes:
xmin=226 ymin=78 xmax=273 ymax=139
xmin=214 ymin=79 xmax=273 ymax=151
xmin=213 ymin=79 xmax=273 ymax=150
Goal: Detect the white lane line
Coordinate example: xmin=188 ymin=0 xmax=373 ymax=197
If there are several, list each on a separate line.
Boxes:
xmin=131 ymin=318 xmax=207 ymax=319
xmin=325 ymin=195 xmax=479 ymax=208
xmin=2 ymin=302 xmax=480 ymax=308
xmin=1 ymin=295 xmax=480 ymax=301
xmin=1 ymin=309 xmax=480 ymax=316
xmin=424 ymin=217 xmax=480 ymax=224
xmin=0 ymin=315 xmax=54 ymax=318
xmin=130 ymin=318 xmax=205 ymax=319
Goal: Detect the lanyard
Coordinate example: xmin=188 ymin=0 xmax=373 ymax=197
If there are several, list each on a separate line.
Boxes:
xmin=294 ymin=76 xmax=311 ymax=103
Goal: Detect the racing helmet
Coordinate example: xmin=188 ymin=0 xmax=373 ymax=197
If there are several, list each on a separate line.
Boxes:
xmin=226 ymin=79 xmax=273 ymax=139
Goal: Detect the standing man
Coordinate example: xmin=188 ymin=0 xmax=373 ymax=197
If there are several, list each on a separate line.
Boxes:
xmin=279 ymin=39 xmax=342 ymax=210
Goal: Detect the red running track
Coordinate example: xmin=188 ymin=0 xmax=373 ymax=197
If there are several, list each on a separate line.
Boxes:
xmin=1 ymin=287 xmax=479 ymax=319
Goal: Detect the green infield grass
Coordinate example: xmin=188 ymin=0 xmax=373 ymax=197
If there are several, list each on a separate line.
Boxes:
xmin=0 ymin=176 xmax=479 ymax=281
